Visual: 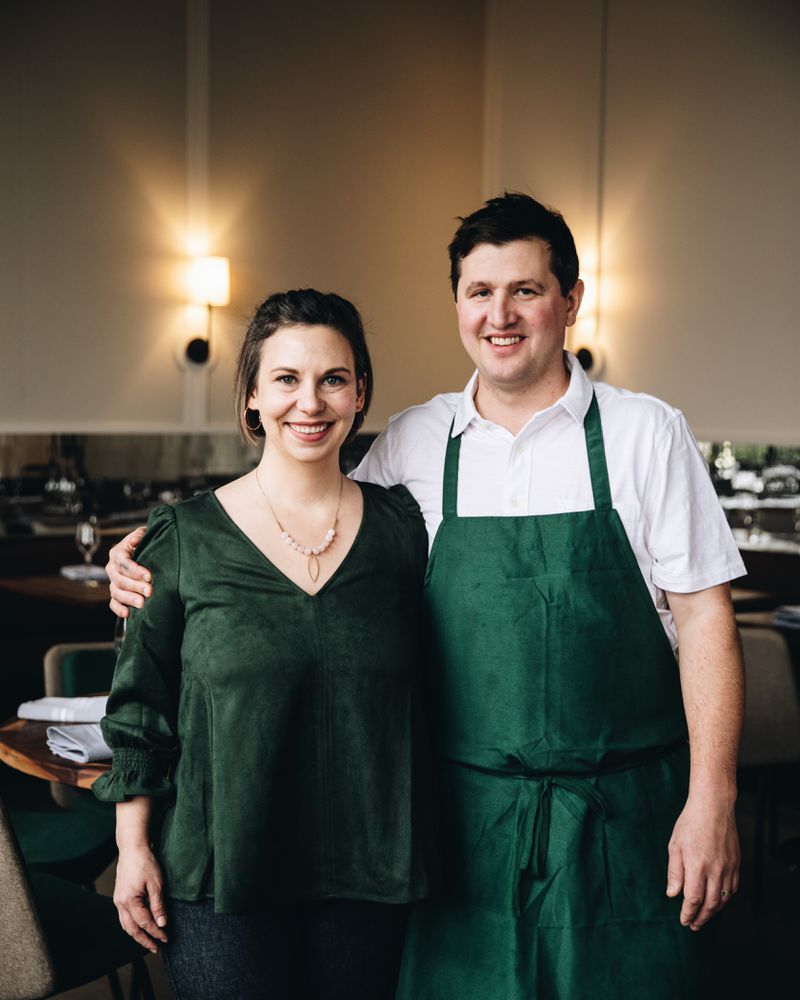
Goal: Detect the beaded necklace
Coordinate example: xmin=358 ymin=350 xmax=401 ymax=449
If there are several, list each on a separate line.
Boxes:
xmin=254 ymin=469 xmax=344 ymax=583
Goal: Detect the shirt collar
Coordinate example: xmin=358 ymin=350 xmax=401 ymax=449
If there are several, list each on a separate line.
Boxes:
xmin=451 ymin=351 xmax=594 ymax=438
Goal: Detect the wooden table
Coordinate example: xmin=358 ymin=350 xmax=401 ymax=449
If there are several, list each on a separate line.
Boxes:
xmin=0 ymin=718 xmax=110 ymax=789
xmin=0 ymin=574 xmax=110 ymax=607
xmin=730 ymin=587 xmax=780 ymax=613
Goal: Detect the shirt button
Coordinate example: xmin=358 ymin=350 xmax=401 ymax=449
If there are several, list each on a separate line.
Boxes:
xmin=510 ymin=497 xmax=520 ymax=508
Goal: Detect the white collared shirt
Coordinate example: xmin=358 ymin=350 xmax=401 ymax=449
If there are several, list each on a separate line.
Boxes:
xmin=353 ymin=353 xmax=745 ymax=649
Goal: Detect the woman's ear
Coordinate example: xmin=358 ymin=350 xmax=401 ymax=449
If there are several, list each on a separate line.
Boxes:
xmin=355 ymin=376 xmax=367 ymax=412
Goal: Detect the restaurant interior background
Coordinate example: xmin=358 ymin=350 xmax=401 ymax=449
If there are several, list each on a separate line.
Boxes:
xmin=1 ymin=1 xmax=798 ymax=997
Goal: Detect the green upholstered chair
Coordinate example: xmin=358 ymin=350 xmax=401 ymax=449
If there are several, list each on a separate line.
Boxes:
xmin=11 ymin=793 xmax=118 ymax=889
xmin=0 ymin=796 xmax=154 ymax=1000
xmin=44 ymin=641 xmax=118 ymax=810
xmin=10 ymin=643 xmax=118 ymax=888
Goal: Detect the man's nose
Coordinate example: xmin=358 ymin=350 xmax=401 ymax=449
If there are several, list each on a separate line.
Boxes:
xmin=489 ymin=293 xmax=516 ymax=328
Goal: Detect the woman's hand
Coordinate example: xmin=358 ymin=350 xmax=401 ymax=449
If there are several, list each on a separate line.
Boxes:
xmin=113 ymin=844 xmax=169 ymax=954
xmin=107 ymin=527 xmax=151 ymax=618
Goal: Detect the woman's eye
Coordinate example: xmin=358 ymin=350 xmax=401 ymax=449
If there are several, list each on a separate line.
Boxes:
xmin=323 ymin=375 xmax=345 ymax=386
xmin=277 ymin=375 xmax=297 ymax=384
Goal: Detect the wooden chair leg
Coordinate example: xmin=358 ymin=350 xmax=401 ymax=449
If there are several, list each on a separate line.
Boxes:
xmin=130 ymin=956 xmax=156 ymax=1000
xmin=106 ymin=968 xmax=125 ymax=1000
xmin=751 ymin=768 xmax=768 ymax=918
xmin=767 ymin=773 xmax=781 ymax=855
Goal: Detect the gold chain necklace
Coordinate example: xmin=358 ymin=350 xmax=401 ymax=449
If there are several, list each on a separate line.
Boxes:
xmin=254 ymin=469 xmax=344 ymax=583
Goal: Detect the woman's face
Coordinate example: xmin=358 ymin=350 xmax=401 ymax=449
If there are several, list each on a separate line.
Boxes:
xmin=248 ymin=324 xmax=365 ymax=465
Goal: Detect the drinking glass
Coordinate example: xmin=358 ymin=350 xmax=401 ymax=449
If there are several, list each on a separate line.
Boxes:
xmin=75 ymin=516 xmax=100 ymax=585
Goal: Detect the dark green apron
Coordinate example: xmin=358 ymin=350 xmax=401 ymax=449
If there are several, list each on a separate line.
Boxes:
xmin=397 ymin=394 xmax=716 ymax=999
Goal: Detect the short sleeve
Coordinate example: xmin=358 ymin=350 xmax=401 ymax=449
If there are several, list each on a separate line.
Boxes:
xmin=93 ymin=504 xmax=184 ymax=802
xmin=351 ymin=426 xmax=400 ymax=488
xmin=641 ymin=414 xmax=746 ymax=593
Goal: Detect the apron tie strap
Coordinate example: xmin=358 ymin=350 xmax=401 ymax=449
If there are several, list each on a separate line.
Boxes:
xmin=441 ymin=418 xmax=461 ymax=519
xmin=514 ymin=775 xmax=609 ymax=915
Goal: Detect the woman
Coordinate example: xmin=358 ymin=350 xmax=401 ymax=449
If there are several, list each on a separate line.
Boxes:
xmin=94 ymin=289 xmax=432 ymax=1000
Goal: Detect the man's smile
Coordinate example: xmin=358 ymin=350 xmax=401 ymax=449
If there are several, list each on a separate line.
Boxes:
xmin=485 ymin=335 xmax=524 ymax=347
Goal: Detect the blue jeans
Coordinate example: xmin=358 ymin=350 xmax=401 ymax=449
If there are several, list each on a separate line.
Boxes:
xmin=162 ymin=898 xmax=409 ymax=999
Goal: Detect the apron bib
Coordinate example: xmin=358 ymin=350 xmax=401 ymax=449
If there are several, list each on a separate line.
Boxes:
xmin=398 ymin=394 xmax=717 ymax=1000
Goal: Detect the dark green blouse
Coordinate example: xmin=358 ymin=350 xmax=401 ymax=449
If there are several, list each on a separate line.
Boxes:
xmin=93 ymin=483 xmax=432 ymax=914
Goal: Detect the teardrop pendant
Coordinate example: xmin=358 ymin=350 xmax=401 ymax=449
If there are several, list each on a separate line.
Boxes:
xmin=307 ymin=553 xmax=320 ymax=582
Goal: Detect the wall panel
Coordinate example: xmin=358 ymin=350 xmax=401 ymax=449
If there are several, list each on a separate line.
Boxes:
xmin=0 ymin=0 xmax=484 ymax=433
xmin=485 ymin=0 xmax=800 ymax=442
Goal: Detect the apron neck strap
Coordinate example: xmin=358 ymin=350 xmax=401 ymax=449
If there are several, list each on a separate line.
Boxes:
xmin=442 ymin=391 xmax=613 ymax=518
xmin=442 ymin=418 xmax=461 ymax=519
xmin=583 ymin=392 xmax=613 ymax=511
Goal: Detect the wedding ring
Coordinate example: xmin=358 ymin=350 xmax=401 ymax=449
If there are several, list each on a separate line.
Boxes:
xmin=719 ymin=889 xmax=731 ymax=898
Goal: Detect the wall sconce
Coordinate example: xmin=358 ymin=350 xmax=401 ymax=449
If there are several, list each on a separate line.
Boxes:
xmin=573 ymin=342 xmax=606 ymax=378
xmin=186 ymin=255 xmax=230 ymax=364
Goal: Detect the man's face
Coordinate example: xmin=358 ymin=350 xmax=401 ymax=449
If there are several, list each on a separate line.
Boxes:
xmin=455 ymin=239 xmax=583 ymax=395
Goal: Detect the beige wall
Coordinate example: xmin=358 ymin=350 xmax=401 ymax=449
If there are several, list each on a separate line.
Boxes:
xmin=0 ymin=0 xmax=482 ymax=434
xmin=4 ymin=0 xmax=798 ymax=442
xmin=0 ymin=1 xmax=188 ymax=430
xmin=206 ymin=0 xmax=481 ymax=430
xmin=486 ymin=0 xmax=799 ymax=444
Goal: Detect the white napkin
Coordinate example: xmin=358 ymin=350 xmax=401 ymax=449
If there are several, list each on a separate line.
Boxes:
xmin=60 ymin=564 xmax=108 ymax=582
xmin=46 ymin=723 xmax=112 ymax=763
xmin=774 ymin=605 xmax=800 ymax=629
xmin=18 ymin=696 xmax=108 ymax=723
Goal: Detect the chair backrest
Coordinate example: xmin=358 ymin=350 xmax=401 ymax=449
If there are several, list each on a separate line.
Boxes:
xmin=0 ymin=797 xmax=56 ymax=1000
xmin=43 ymin=642 xmax=116 ymax=809
xmin=739 ymin=627 xmax=800 ymax=766
xmin=43 ymin=643 xmax=116 ymax=698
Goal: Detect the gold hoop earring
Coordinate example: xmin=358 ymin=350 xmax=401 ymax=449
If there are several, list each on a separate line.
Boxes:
xmin=245 ymin=408 xmax=262 ymax=432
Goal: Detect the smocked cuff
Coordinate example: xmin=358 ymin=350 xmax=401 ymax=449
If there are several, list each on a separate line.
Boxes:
xmin=92 ymin=747 xmax=174 ymax=802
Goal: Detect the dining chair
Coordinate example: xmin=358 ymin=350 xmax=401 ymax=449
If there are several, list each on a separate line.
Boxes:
xmin=9 ymin=642 xmax=118 ymax=889
xmin=44 ymin=641 xmax=117 ymax=809
xmin=0 ymin=796 xmax=154 ymax=1000
xmin=737 ymin=626 xmax=800 ymax=915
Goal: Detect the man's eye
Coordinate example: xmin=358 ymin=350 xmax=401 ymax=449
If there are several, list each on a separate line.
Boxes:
xmin=516 ymin=288 xmax=536 ymax=297
xmin=472 ymin=289 xmax=490 ymax=298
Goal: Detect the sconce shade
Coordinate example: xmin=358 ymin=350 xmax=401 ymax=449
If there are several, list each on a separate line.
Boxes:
xmin=188 ymin=256 xmax=230 ymax=307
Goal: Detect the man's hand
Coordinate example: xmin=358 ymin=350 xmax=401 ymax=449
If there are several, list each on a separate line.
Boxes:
xmin=107 ymin=527 xmax=151 ymax=618
xmin=665 ymin=582 xmax=744 ymax=930
xmin=666 ymin=792 xmax=740 ymax=930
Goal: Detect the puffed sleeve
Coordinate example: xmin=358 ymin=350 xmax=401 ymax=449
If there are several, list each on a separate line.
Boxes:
xmin=388 ymin=484 xmax=428 ymax=583
xmin=93 ymin=504 xmax=183 ymax=802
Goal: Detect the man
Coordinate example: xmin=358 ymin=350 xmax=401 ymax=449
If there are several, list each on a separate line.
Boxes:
xmin=109 ymin=193 xmax=745 ymax=997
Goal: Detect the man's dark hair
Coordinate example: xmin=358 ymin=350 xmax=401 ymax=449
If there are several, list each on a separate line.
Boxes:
xmin=234 ymin=288 xmax=373 ymax=445
xmin=448 ymin=192 xmax=580 ymax=299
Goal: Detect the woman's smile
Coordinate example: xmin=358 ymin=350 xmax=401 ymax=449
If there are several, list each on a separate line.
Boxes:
xmin=285 ymin=421 xmax=334 ymax=442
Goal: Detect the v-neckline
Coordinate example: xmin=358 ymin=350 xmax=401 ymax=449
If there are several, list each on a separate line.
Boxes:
xmin=208 ymin=482 xmax=368 ymax=599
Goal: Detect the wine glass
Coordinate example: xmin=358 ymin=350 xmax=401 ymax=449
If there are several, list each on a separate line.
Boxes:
xmin=75 ymin=516 xmax=101 ymax=585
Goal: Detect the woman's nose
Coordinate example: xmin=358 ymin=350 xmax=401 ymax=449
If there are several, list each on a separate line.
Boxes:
xmin=296 ymin=382 xmax=324 ymax=413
